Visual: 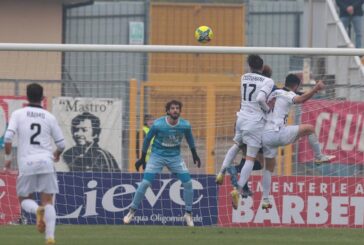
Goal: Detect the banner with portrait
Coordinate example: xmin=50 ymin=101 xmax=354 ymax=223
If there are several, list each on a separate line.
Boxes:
xmin=52 ymin=97 xmax=122 ymax=172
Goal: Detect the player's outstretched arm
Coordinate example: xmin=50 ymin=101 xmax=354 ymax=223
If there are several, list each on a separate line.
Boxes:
xmin=294 ymin=80 xmax=325 ymax=104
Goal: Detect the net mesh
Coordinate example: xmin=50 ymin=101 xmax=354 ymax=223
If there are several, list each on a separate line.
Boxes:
xmin=0 ymin=49 xmax=363 ymax=228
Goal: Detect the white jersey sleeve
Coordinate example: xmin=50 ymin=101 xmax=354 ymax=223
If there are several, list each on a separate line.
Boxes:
xmin=284 ymin=90 xmax=296 ymax=104
xmin=260 ymin=78 xmax=275 ymax=96
xmin=50 ymin=116 xmax=65 ymax=151
xmin=266 ymin=89 xmax=279 ymax=103
xmin=5 ymin=111 xmax=19 ymax=142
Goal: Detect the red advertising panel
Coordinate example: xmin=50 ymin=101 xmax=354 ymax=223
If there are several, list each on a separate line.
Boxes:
xmin=218 ymin=175 xmax=364 ymax=227
xmin=298 ymin=100 xmax=364 ymax=164
xmin=0 ymin=172 xmax=20 ymax=224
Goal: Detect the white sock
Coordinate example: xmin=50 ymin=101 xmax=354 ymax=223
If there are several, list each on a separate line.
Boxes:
xmin=308 ymin=134 xmax=322 ymax=159
xmin=262 ymin=170 xmax=272 ymax=199
xmin=44 ymin=204 xmax=56 ymax=240
xmin=237 ymin=160 xmax=254 ymax=190
xmin=221 ymin=144 xmax=240 ymax=173
xmin=21 ymin=199 xmax=39 ymax=214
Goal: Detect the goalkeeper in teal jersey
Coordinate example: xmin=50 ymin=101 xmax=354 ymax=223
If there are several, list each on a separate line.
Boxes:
xmin=123 ymin=100 xmax=201 ymax=227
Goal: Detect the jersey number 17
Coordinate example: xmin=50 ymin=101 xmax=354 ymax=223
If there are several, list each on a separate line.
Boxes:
xmin=243 ymin=83 xmax=257 ymax=101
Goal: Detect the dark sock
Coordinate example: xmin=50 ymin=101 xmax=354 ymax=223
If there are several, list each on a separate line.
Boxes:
xmin=236 ymin=158 xmax=263 ymax=172
xmin=253 ymin=160 xmax=262 ymax=171
xmin=243 ymin=183 xmax=250 ymax=192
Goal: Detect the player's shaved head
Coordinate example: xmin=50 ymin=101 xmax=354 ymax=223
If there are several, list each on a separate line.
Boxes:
xmin=285 ymin=74 xmax=301 ymax=88
xmin=262 ymin=65 xmax=272 ymax=78
xmin=247 ymin=55 xmax=263 ymax=71
xmin=27 ymin=83 xmax=43 ymax=103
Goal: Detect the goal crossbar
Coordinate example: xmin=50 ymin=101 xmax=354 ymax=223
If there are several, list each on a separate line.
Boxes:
xmin=0 ymin=43 xmax=364 ymax=56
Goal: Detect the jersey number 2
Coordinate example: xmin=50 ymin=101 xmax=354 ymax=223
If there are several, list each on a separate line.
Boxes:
xmin=243 ymin=83 xmax=257 ymax=101
xmin=30 ymin=123 xmax=41 ymax=145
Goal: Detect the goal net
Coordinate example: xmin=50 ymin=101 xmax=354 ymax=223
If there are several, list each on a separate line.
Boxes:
xmin=0 ymin=44 xmax=363 ymax=228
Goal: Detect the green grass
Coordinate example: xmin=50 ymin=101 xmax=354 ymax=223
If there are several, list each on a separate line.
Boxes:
xmin=1 ymin=225 xmax=363 ymax=245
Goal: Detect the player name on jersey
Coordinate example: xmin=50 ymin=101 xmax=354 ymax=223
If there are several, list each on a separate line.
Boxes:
xmin=243 ymin=74 xmax=265 ymax=82
xmin=26 ymin=111 xmax=45 ymax=118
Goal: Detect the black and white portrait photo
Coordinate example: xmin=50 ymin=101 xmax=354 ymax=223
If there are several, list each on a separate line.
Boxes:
xmin=62 ymin=112 xmax=119 ymax=172
xmin=52 ymin=97 xmax=122 ymax=172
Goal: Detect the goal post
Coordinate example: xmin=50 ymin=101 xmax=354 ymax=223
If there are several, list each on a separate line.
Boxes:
xmin=0 ymin=43 xmax=363 ymax=227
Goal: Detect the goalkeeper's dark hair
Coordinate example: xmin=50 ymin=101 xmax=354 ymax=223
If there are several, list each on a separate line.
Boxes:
xmin=247 ymin=54 xmax=264 ymax=71
xmin=27 ymin=83 xmax=43 ymax=103
xmin=165 ymin=100 xmax=183 ymax=112
xmin=285 ymin=74 xmax=301 ymax=89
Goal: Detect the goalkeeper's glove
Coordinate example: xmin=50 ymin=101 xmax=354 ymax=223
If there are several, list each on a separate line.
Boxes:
xmin=191 ymin=148 xmax=201 ymax=168
xmin=135 ymin=152 xmax=147 ymax=172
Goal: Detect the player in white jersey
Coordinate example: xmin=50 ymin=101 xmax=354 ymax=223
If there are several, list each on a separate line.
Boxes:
xmin=215 ymin=65 xmax=272 ymax=204
xmin=3 ymin=83 xmax=65 ymax=245
xmin=215 ymin=55 xmax=274 ymax=209
xmin=261 ymin=74 xmax=335 ymax=209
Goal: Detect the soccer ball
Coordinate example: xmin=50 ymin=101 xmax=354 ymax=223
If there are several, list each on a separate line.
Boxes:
xmin=195 ymin=26 xmax=213 ymax=43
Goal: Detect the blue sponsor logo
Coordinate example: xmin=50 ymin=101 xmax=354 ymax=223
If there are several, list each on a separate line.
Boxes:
xmin=33 ymin=173 xmax=217 ymax=226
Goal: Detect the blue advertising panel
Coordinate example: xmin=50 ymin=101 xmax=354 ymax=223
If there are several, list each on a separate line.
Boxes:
xmin=27 ymin=173 xmax=217 ymax=226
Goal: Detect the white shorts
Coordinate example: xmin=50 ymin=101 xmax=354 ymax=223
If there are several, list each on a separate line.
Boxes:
xmin=262 ymin=125 xmax=299 ymax=158
xmin=16 ymin=173 xmax=59 ymax=197
xmin=233 ymin=117 xmax=265 ymax=148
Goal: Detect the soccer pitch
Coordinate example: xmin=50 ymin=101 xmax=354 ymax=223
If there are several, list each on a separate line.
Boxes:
xmin=1 ymin=225 xmax=363 ymax=245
